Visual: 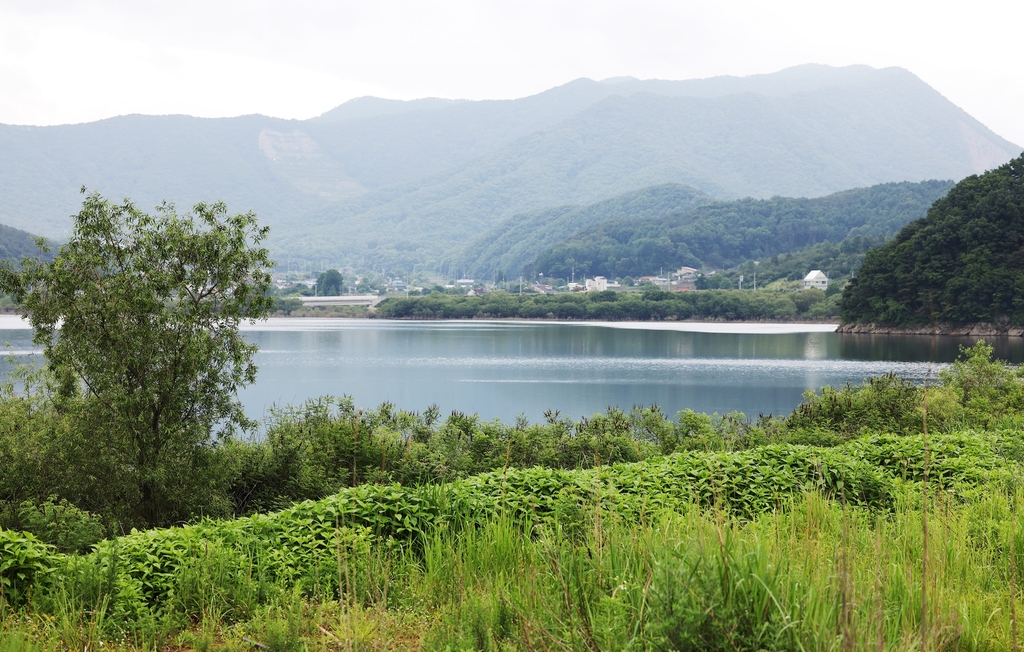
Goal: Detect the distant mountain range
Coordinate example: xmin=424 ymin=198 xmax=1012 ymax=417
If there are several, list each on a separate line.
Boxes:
xmin=0 ymin=64 xmax=1018 ymax=273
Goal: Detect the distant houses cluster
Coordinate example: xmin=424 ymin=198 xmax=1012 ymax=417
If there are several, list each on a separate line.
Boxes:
xmin=571 ymin=267 xmax=828 ymax=293
xmin=274 ymin=265 xmax=829 ymax=299
xmin=411 ymin=265 xmax=829 ymax=296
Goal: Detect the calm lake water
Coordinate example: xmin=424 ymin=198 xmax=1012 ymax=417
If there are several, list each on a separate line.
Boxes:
xmin=4 ymin=316 xmax=1023 ymax=423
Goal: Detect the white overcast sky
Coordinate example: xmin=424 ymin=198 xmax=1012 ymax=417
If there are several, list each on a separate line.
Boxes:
xmin=2 ymin=0 xmax=1022 ymax=145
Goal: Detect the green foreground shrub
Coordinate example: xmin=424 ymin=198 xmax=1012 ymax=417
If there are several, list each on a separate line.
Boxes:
xmin=0 ymin=529 xmax=55 ymax=607
xmin=4 ymin=428 xmax=1019 ymax=619
xmin=5 ymin=480 xmax=1022 ymax=650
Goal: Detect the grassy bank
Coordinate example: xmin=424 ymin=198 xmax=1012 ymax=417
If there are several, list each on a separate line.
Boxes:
xmin=1 ymin=429 xmax=1021 ymax=650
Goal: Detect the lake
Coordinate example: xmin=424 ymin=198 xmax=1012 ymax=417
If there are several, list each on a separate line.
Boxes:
xmin=3 ymin=316 xmax=1021 ymax=423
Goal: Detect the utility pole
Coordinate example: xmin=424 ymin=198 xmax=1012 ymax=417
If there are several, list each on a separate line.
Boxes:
xmin=519 ymin=276 xmax=523 ymax=296
xmin=739 ymin=275 xmax=744 ymax=291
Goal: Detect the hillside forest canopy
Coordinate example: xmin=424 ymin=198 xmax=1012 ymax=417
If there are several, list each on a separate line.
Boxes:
xmin=532 ymin=180 xmax=952 ymax=281
xmin=841 ymin=153 xmax=1024 ymax=327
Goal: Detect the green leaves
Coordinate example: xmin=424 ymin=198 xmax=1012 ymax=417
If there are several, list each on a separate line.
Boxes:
xmin=0 ymin=528 xmax=57 ymax=606
xmin=0 ymin=193 xmax=274 ymax=528
xmin=89 ymin=509 xmax=371 ymax=613
xmin=6 ymin=428 xmax=1020 ymax=619
xmin=378 ymin=288 xmax=811 ymax=321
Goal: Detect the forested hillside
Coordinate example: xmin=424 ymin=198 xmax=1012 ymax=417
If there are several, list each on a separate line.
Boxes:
xmin=714 ymin=235 xmax=889 ymax=290
xmin=0 ymin=222 xmax=46 ymax=261
xmin=449 ymin=184 xmax=712 ymax=279
xmin=840 ymin=153 xmax=1024 ymax=327
xmin=0 ymin=65 xmax=1015 ymax=272
xmin=532 ymin=180 xmax=953 ymax=279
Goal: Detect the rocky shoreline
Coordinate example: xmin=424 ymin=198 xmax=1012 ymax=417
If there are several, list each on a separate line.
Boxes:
xmin=836 ymin=322 xmax=1024 ymax=336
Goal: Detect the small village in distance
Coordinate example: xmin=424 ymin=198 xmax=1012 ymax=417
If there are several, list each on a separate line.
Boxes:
xmin=271 ymin=264 xmax=830 ymax=309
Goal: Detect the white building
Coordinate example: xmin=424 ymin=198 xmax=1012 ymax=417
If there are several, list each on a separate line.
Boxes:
xmin=585 ymin=276 xmax=608 ymax=292
xmin=803 ymin=270 xmax=828 ymax=290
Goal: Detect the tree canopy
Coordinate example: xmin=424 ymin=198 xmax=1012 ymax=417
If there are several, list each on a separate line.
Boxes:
xmin=449 ymin=184 xmax=713 ymax=280
xmin=375 ymin=288 xmax=838 ymax=322
xmin=317 ymin=268 xmax=344 ymax=295
xmin=840 ymin=154 xmax=1024 ymax=327
xmin=0 ymin=193 xmax=274 ymax=526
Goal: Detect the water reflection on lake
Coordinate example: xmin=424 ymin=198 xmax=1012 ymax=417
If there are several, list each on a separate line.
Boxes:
xmin=2 ymin=316 xmax=1022 ymax=423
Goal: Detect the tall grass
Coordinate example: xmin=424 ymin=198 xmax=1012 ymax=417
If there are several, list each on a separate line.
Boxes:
xmin=5 ymin=485 xmax=1020 ymax=650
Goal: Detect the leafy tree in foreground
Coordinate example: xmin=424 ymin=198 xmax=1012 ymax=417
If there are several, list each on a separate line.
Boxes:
xmin=841 ymin=154 xmax=1024 ymax=326
xmin=0 ymin=193 xmax=273 ymax=526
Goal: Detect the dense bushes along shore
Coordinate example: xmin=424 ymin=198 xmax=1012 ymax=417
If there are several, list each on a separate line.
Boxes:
xmin=376 ymin=286 xmax=840 ymax=321
xmin=2 ymin=342 xmax=1023 ymax=649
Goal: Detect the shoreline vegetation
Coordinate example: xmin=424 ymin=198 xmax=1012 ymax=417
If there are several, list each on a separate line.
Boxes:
xmin=270 ymin=307 xmax=1024 ymax=337
xmin=277 ymin=310 xmax=839 ymax=325
xmin=2 ymin=341 xmax=1023 ymax=649
xmin=837 ymin=321 xmax=1024 ymax=336
xmin=371 ymin=288 xmax=840 ymax=322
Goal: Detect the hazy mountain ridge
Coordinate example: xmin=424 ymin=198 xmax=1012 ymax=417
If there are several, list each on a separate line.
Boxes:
xmin=0 ymin=221 xmax=49 ymax=262
xmin=0 ymin=114 xmax=312 ymax=237
xmin=298 ymin=78 xmax=628 ymax=191
xmin=314 ymin=97 xmax=470 ymax=122
xmin=281 ymin=73 xmax=1015 ymax=269
xmin=0 ymin=64 xmax=1017 ymax=273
